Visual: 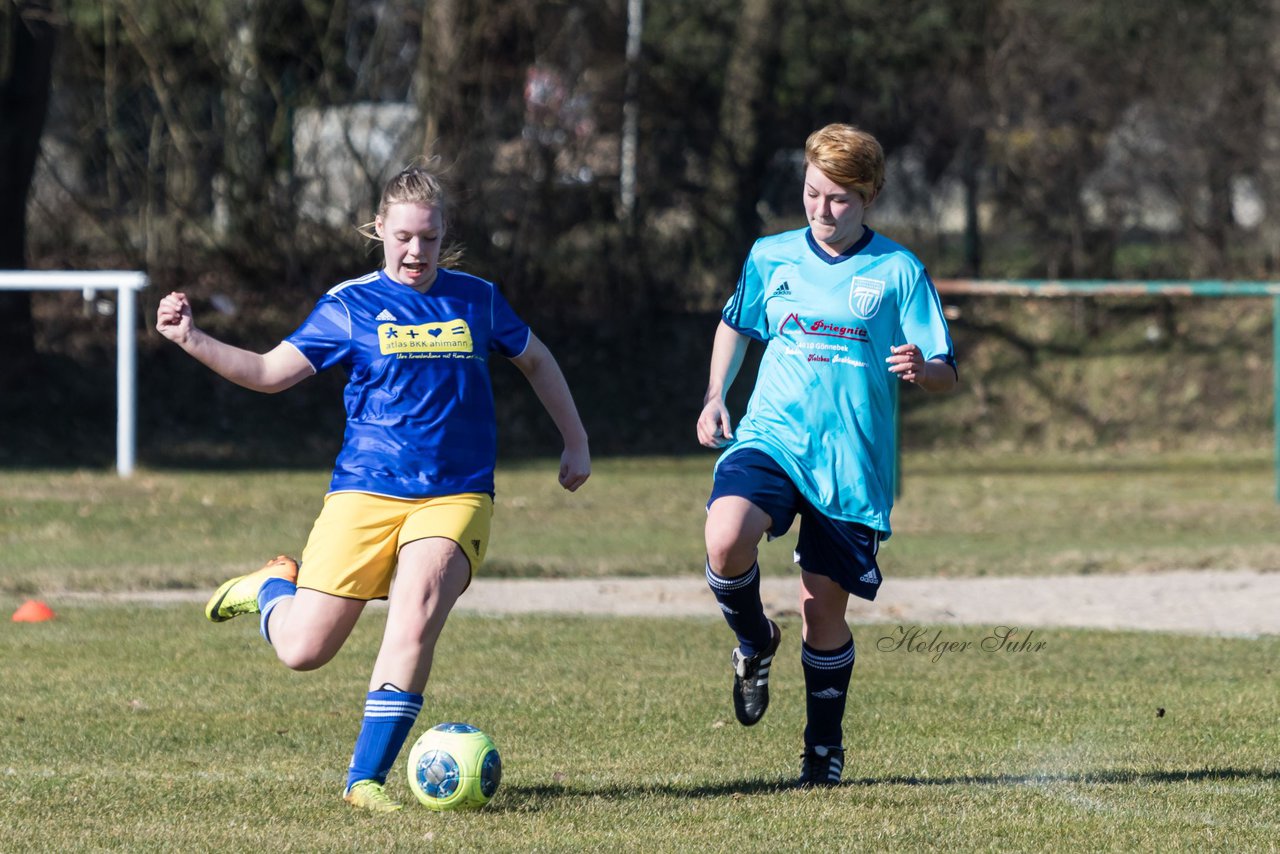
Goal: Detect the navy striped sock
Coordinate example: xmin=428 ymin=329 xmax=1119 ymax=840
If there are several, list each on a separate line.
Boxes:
xmin=705 ymin=560 xmax=772 ymax=657
xmin=802 ymin=637 xmax=855 ymax=748
xmin=345 ymin=690 xmax=424 ymax=792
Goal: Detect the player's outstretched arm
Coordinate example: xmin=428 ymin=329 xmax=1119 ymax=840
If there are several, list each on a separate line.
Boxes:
xmin=509 ymin=333 xmax=591 ymax=492
xmin=697 ymin=321 xmax=751 ymax=448
xmin=155 ymin=291 xmax=314 ymax=394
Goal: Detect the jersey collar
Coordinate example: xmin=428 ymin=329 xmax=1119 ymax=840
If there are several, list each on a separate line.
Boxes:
xmin=805 ymin=226 xmax=875 ymax=265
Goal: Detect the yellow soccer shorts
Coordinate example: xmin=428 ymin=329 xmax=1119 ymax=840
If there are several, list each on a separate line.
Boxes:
xmin=298 ymin=491 xmax=493 ymax=600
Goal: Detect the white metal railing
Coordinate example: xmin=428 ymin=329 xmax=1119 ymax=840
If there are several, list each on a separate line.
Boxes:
xmin=0 ymin=270 xmax=150 ymax=476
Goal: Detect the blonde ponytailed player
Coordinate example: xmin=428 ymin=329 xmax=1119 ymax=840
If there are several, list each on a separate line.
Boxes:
xmin=157 ymin=162 xmax=590 ymax=812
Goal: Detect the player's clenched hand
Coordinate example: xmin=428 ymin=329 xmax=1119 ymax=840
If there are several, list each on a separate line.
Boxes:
xmin=697 ymin=398 xmax=734 ymax=449
xmin=558 ymin=444 xmax=591 ymax=492
xmin=156 ymin=291 xmax=196 ymax=345
xmin=886 ymin=343 xmax=925 ymax=384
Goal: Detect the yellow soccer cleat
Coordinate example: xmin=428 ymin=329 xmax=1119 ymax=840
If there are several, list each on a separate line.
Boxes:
xmin=344 ymin=779 xmax=404 ymax=813
xmin=204 ymin=555 xmax=299 ymax=623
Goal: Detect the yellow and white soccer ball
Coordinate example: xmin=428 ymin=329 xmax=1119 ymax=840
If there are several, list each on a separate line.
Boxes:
xmin=407 ymin=722 xmax=502 ymax=810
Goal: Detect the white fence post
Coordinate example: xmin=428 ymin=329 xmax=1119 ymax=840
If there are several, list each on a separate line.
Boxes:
xmin=116 ymin=283 xmax=139 ymax=476
xmin=0 ymin=271 xmax=150 ymax=477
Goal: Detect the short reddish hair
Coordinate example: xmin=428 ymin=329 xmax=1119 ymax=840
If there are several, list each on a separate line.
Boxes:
xmin=804 ymin=124 xmax=885 ymax=203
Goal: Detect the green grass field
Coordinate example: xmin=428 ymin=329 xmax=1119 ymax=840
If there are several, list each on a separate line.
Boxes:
xmin=2 ymin=449 xmax=1279 ymax=594
xmin=1 ymin=451 xmax=1277 ymax=849
xmin=1 ymin=607 xmax=1276 ymax=850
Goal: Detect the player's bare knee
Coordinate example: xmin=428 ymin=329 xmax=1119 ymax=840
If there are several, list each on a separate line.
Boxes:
xmin=274 ymin=637 xmax=338 ymax=671
xmin=801 ymin=596 xmax=848 ymax=635
xmin=705 ymin=532 xmax=756 ymax=577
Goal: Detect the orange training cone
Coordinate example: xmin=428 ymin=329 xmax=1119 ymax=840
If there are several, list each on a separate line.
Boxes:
xmin=12 ymin=600 xmax=55 ymax=623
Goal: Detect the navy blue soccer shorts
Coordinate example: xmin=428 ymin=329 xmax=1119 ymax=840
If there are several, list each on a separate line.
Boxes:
xmin=708 ymin=447 xmax=883 ymax=601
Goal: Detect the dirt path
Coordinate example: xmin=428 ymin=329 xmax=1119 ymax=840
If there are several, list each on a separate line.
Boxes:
xmin=456 ymin=569 xmax=1277 ymax=636
xmin=64 ymin=569 xmax=1278 ymax=636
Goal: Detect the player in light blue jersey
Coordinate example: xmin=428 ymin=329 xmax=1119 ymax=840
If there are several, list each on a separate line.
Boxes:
xmin=156 ymin=162 xmax=590 ymax=812
xmin=696 ymin=124 xmax=956 ymax=787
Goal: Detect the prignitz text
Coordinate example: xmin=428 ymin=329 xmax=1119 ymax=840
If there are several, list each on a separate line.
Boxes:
xmin=876 ymin=625 xmax=1047 ymax=663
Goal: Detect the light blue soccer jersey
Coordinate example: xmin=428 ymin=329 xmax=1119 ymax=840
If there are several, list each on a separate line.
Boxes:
xmin=285 ymin=268 xmax=531 ymax=499
xmin=720 ymin=227 xmax=955 ymax=536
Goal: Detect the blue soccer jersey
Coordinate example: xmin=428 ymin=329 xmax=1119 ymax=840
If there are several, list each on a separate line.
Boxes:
xmin=285 ymin=268 xmax=531 ymax=499
xmin=720 ymin=227 xmax=955 ymax=536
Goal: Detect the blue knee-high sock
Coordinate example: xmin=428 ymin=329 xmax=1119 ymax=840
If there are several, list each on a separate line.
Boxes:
xmin=257 ymin=577 xmax=296 ymax=646
xmin=345 ymin=690 xmax=424 ymax=792
xmin=802 ymin=637 xmax=855 ymax=749
xmin=705 ymin=560 xmax=772 ymax=657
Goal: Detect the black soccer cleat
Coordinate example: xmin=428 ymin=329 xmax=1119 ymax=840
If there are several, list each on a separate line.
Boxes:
xmin=798 ymin=744 xmax=845 ymax=788
xmin=731 ymin=620 xmax=781 ymax=726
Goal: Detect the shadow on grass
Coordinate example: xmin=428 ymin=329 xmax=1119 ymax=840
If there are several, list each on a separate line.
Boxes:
xmin=848 ymin=766 xmax=1279 ymax=787
xmin=494 ymin=766 xmax=1278 ymax=811
xmin=493 ymin=777 xmax=793 ymax=810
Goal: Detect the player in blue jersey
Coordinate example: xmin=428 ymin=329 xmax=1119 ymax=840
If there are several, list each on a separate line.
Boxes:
xmin=695 ymin=124 xmax=957 ymax=787
xmin=156 ymin=162 xmax=590 ymax=812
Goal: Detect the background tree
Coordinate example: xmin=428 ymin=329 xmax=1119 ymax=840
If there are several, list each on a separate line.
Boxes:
xmin=702 ymin=0 xmax=782 ymax=282
xmin=13 ymin=0 xmax=1280 ymax=464
xmin=985 ymin=1 xmax=1142 ymax=278
xmin=0 ymin=0 xmax=56 ymax=375
xmin=1264 ymin=0 xmax=1280 ymax=271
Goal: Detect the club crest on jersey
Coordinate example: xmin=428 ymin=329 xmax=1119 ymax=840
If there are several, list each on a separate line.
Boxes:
xmin=379 ymin=318 xmax=474 ymax=356
xmin=849 ymin=276 xmax=885 ymax=320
